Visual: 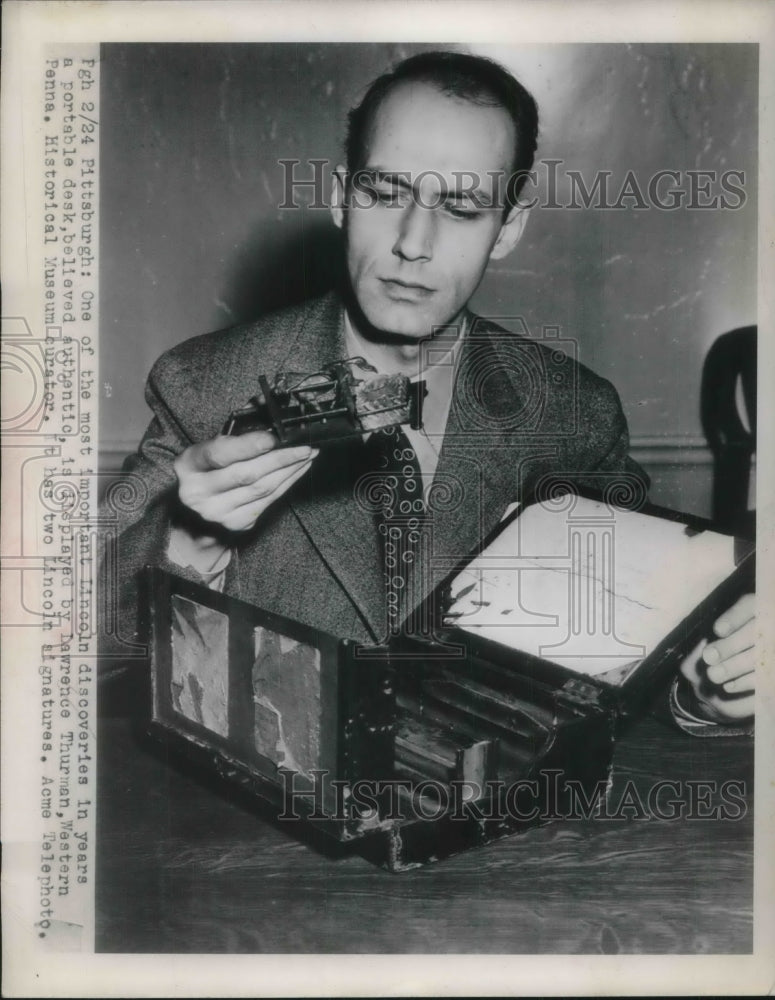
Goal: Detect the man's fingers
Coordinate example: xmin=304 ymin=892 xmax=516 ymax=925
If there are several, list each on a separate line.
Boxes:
xmin=237 ymin=453 xmax=313 ymax=509
xmin=242 ymin=452 xmax=315 ymax=502
xmin=186 ymin=431 xmax=277 ymax=471
xmin=194 ymin=455 xmax=314 ymax=519
xmin=722 ymin=669 xmax=755 ymax=695
xmin=222 ymin=457 xmax=314 ymax=530
xmin=678 ymin=599 xmax=757 ymax=725
xmin=192 ymin=444 xmax=316 ymax=496
xmin=702 ymin=690 xmax=755 ymax=722
xmin=702 ymin=617 xmax=755 ymax=670
xmin=706 ymin=643 xmax=756 ymax=685
xmin=713 ymin=592 xmax=755 ymax=638
xmin=175 ymin=428 xmax=319 ymax=531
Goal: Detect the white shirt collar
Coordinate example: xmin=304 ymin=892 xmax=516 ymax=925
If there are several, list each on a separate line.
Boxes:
xmin=342 ymin=308 xmax=467 ymax=384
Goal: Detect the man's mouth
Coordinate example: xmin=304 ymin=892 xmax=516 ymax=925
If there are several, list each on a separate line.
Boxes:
xmin=380 ymin=278 xmax=435 ymax=301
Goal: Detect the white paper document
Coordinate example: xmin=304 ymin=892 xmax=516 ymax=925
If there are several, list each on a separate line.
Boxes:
xmin=446 ymin=495 xmax=737 ymax=675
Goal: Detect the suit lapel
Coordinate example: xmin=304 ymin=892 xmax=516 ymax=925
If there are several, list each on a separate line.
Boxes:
xmin=421 ymin=316 xmax=560 ymax=601
xmin=284 ymin=295 xmax=387 ymax=638
xmin=419 ymin=324 xmax=512 ymax=599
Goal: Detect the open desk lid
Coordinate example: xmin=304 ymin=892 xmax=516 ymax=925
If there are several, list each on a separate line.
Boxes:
xmin=438 ymin=489 xmax=754 ymax=709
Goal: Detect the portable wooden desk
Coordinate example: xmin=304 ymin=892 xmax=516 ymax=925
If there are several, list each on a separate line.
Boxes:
xmin=147 ymin=491 xmax=754 ymax=871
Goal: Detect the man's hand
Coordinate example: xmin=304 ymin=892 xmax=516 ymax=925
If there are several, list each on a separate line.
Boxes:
xmin=679 ymin=593 xmax=755 ymax=723
xmin=174 ymin=430 xmax=318 ymax=534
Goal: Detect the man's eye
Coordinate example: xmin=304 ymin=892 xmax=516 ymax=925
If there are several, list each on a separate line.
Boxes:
xmin=445 ymin=204 xmax=481 ymax=220
xmin=374 ymin=188 xmax=408 ymax=207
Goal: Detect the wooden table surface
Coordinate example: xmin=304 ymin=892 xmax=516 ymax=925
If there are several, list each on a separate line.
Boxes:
xmin=96 ymin=674 xmax=754 ymax=954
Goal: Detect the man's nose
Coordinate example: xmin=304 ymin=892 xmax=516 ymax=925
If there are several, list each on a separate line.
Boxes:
xmin=392 ymin=202 xmax=434 ymax=262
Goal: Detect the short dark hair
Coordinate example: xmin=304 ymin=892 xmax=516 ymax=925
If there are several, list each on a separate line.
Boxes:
xmin=345 ymin=50 xmax=539 ymax=213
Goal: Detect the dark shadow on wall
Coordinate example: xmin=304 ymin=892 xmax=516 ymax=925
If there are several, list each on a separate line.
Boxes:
xmin=223 ymin=216 xmax=346 ymax=324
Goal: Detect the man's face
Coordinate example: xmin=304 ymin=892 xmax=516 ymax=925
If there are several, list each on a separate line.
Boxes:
xmin=332 ymin=81 xmax=526 ymax=341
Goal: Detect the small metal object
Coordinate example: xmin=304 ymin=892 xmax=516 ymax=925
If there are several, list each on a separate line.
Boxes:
xmin=222 ymin=356 xmax=426 ymax=447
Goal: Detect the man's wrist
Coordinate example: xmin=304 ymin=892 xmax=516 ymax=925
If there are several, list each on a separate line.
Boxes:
xmin=167 ymin=522 xmax=231 ymax=579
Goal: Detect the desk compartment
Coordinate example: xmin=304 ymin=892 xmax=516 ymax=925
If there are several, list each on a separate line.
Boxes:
xmin=145 ymin=490 xmax=753 ymax=869
xmin=147 ymin=567 xmax=616 ymax=868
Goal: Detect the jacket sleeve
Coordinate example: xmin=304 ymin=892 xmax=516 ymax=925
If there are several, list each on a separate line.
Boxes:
xmin=650 ymin=674 xmax=754 ymax=738
xmin=98 ymin=357 xmax=207 ymax=658
xmin=563 ymin=373 xmax=651 ymax=501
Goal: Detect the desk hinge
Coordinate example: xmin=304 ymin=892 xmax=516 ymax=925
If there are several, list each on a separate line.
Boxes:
xmin=558 ymin=677 xmax=603 ymax=710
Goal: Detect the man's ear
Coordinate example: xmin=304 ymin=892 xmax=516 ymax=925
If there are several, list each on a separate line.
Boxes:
xmin=489 ymin=203 xmax=530 ymax=261
xmin=330 ymin=165 xmax=347 ymax=230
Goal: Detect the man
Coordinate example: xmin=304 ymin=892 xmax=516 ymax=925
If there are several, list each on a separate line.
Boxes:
xmin=109 ymin=51 xmax=754 ymax=729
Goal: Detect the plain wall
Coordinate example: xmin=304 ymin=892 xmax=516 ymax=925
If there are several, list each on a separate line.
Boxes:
xmin=99 ymin=42 xmax=758 ymax=516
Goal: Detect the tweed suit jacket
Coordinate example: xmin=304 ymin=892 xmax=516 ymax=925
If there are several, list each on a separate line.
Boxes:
xmin=105 ymin=290 xmax=646 ymax=651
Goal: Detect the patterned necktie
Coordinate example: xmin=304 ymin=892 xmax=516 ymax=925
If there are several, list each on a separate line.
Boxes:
xmin=366 ymin=425 xmax=426 ymax=631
